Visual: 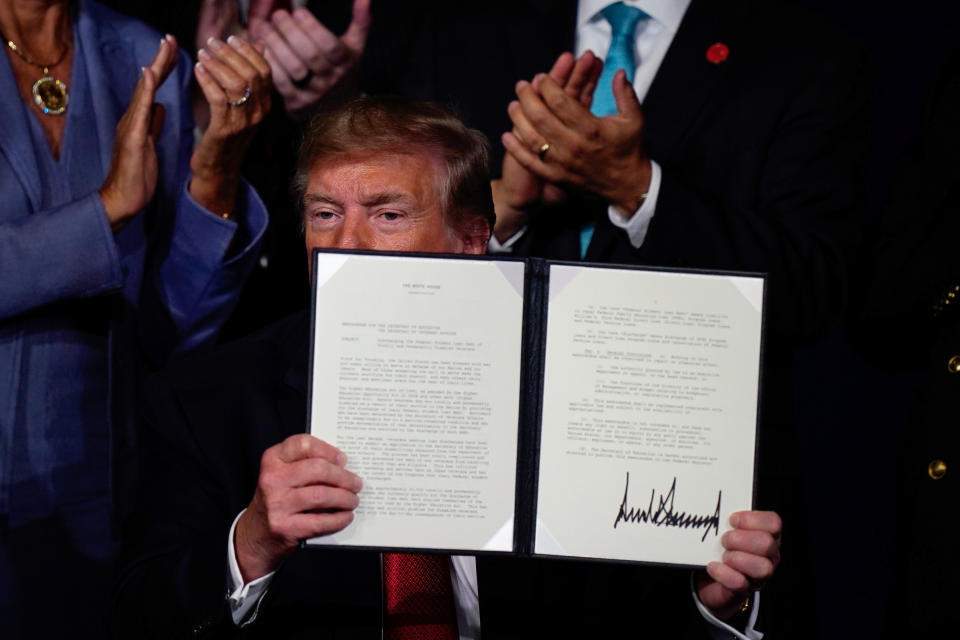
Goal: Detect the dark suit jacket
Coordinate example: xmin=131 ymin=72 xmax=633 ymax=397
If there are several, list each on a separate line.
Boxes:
xmin=856 ymin=50 xmax=960 ymax=638
xmin=113 ymin=312 xmax=722 ymax=639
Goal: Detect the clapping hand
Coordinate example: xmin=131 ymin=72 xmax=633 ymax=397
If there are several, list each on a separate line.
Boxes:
xmin=99 ymin=35 xmax=179 ymax=230
xmin=501 ymin=65 xmax=652 ymax=219
xmin=492 ymin=51 xmax=602 ymax=241
xmin=249 ymin=0 xmax=370 ymax=116
xmin=189 ymin=34 xmax=272 ymax=216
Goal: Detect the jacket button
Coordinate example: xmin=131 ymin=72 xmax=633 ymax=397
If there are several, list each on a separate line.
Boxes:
xmin=928 ymin=459 xmax=947 ymax=480
xmin=949 ymin=356 xmax=960 ymax=373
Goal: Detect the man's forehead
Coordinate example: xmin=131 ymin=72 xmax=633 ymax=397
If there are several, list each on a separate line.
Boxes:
xmin=305 ymin=150 xmax=447 ymax=209
xmin=308 ymin=150 xmax=443 ymax=180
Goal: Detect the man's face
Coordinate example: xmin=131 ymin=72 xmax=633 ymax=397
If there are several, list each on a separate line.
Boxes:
xmin=303 ymin=151 xmax=485 ymax=261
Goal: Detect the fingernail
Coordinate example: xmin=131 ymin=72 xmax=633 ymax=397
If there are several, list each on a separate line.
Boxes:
xmin=206 ymin=37 xmax=223 ymax=50
xmin=194 ymin=62 xmax=206 ymax=74
xmin=336 ymin=452 xmax=347 ymax=465
xmin=140 ymin=66 xmax=148 ymax=76
xmin=516 ymin=80 xmax=529 ymax=91
xmin=722 ymin=550 xmax=733 ymax=563
xmin=353 ymin=477 xmax=363 ymax=491
xmin=534 ymin=73 xmax=547 ymax=83
xmin=197 ymin=48 xmax=210 ymax=61
xmin=227 ymin=35 xmax=240 ymax=47
xmin=729 ymin=513 xmax=741 ymax=527
xmin=165 ymin=33 xmax=175 ymax=42
xmin=159 ymin=38 xmax=166 ymax=49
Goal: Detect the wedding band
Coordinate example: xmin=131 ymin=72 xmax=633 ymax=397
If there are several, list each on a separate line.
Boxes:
xmin=538 ymin=142 xmax=551 ymax=160
xmin=292 ymin=72 xmax=314 ymax=89
xmin=227 ymin=87 xmax=251 ymax=107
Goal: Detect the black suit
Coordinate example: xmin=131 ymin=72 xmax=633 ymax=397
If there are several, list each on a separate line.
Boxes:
xmin=113 ymin=313 xmax=722 ymax=639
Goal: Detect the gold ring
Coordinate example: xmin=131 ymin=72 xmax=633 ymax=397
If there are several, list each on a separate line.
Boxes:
xmin=227 ymin=87 xmax=251 ymax=107
xmin=538 ymin=142 xmax=551 ymax=160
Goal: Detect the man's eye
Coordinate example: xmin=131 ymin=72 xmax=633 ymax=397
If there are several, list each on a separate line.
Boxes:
xmin=381 ymin=212 xmax=402 ymax=221
xmin=312 ymin=211 xmax=336 ymax=220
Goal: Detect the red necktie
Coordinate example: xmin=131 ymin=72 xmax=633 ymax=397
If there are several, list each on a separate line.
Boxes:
xmin=383 ymin=553 xmax=459 ymax=640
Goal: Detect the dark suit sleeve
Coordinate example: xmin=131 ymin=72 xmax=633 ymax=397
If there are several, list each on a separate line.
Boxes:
xmin=112 ymin=380 xmax=238 ymax=639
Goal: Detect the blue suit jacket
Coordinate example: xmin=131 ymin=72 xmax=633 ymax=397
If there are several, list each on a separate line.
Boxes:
xmin=0 ymin=0 xmax=268 ymax=521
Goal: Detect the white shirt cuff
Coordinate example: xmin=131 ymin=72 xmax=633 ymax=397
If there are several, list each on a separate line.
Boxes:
xmin=227 ymin=509 xmax=276 ymax=626
xmin=487 ymin=226 xmax=527 ymax=254
xmin=690 ymin=573 xmax=763 ymax=640
xmin=606 ymin=159 xmax=661 ymax=249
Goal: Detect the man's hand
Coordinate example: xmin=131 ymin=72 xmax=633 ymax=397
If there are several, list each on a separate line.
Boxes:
xmin=190 ymin=34 xmax=272 ymax=216
xmin=234 ymin=434 xmax=362 ymax=583
xmin=493 ymin=51 xmax=602 ymax=241
xmin=501 ymin=68 xmax=652 ymax=218
xmin=99 ymin=36 xmax=179 ymax=230
xmin=249 ymin=0 xmax=370 ymax=116
xmin=696 ymin=510 xmax=782 ymax=620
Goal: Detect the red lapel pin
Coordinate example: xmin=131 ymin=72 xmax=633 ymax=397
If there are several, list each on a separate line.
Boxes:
xmin=706 ymin=42 xmax=729 ymax=64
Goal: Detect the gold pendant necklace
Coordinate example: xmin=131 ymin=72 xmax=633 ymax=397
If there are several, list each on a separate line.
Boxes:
xmin=2 ymin=32 xmax=69 ymax=116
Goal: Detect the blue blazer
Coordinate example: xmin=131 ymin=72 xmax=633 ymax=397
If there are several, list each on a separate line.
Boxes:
xmin=0 ymin=0 xmax=268 ymax=520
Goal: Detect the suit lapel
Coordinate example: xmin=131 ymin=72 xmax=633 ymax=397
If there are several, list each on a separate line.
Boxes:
xmin=642 ymin=0 xmax=739 ymax=166
xmin=75 ymin=1 xmax=138 ymax=178
xmin=0 ymin=47 xmax=42 ymax=212
xmin=584 ymin=213 xmax=623 ymax=261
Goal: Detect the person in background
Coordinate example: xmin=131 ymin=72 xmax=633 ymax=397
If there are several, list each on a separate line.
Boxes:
xmin=0 ymin=0 xmax=271 ymax=637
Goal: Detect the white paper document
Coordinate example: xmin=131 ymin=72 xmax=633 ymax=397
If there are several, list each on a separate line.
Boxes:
xmin=535 ymin=266 xmax=762 ymax=566
xmin=306 ymin=252 xmax=763 ymax=567
xmin=307 ymin=253 xmax=525 ymax=551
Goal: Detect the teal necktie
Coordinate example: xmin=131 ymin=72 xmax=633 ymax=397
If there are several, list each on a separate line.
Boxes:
xmin=581 ymin=2 xmax=647 ymax=258
xmin=591 ymin=2 xmax=648 ymax=118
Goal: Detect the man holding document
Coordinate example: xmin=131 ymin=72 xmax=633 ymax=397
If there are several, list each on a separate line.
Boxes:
xmin=113 ymin=96 xmax=781 ymax=640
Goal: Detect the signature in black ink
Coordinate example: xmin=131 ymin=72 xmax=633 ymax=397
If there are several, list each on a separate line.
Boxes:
xmin=613 ymin=473 xmax=721 ymax=542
